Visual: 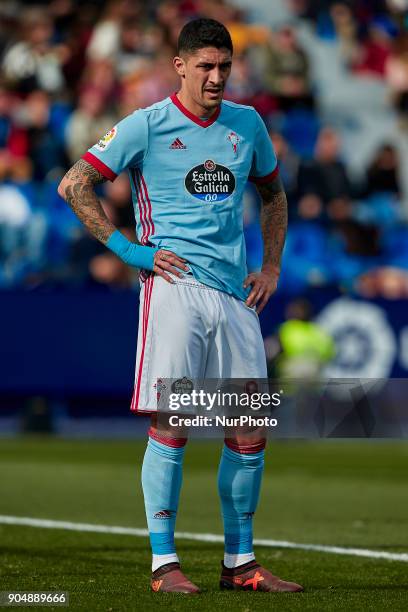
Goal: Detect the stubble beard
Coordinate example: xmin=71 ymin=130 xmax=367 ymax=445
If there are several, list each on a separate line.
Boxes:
xmin=201 ymin=89 xmax=224 ymax=111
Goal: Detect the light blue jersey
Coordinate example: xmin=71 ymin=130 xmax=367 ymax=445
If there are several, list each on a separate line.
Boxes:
xmin=83 ymin=93 xmax=278 ymax=301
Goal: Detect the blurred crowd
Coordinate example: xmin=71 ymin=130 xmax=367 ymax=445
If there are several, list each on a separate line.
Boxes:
xmin=0 ymin=0 xmax=407 ymax=299
xmin=291 ymin=0 xmax=408 ymax=122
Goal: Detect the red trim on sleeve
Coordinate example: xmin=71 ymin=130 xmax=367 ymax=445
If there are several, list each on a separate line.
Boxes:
xmin=248 ymin=165 xmax=279 ymax=184
xmin=170 ymin=92 xmax=220 ymax=128
xmin=81 ymin=152 xmax=117 ymax=181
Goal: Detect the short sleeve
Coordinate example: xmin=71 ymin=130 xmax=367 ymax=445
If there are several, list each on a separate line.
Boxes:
xmin=82 ymin=111 xmax=148 ymax=181
xmin=248 ymin=111 xmax=279 ymax=184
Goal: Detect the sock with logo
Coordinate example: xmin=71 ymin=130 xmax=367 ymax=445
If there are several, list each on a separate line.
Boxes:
xmin=217 ymin=444 xmax=265 ymax=568
xmin=141 ymin=436 xmax=186 ymax=571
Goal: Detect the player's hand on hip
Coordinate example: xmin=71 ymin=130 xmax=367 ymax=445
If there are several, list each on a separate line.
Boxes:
xmin=153 ymin=249 xmax=189 ymax=283
xmin=243 ymin=270 xmax=279 ymax=314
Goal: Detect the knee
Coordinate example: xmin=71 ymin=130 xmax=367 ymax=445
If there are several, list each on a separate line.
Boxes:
xmin=224 ymin=425 xmax=266 ymax=454
xmin=224 ymin=437 xmax=266 ymax=454
xmin=149 ymin=414 xmax=188 ymax=447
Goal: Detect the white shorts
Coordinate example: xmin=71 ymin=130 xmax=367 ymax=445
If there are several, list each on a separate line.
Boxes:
xmin=130 ymin=273 xmax=267 ymax=413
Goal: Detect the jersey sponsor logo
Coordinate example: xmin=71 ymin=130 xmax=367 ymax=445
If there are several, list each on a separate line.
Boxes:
xmin=95 ymin=126 xmax=117 ymax=151
xmin=170 ymin=137 xmax=187 ymax=149
xmin=185 ymin=159 xmax=236 ymax=203
xmin=228 ymin=131 xmax=240 ymax=156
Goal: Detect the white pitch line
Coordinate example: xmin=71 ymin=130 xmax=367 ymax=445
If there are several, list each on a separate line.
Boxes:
xmin=0 ymin=515 xmax=407 ymax=563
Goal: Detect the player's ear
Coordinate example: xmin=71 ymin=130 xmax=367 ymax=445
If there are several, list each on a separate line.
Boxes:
xmin=173 ymin=56 xmax=186 ymax=78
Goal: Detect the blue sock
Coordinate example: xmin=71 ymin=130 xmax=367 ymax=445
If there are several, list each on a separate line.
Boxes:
xmin=218 ymin=445 xmax=264 ymax=562
xmin=141 ymin=437 xmax=185 ymax=565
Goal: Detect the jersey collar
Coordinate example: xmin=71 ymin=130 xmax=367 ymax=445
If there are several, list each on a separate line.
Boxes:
xmin=171 ymin=92 xmax=221 ymax=128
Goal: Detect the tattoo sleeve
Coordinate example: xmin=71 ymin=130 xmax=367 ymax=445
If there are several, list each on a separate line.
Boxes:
xmin=256 ymin=174 xmax=288 ymax=274
xmin=59 ymin=159 xmax=115 ymax=244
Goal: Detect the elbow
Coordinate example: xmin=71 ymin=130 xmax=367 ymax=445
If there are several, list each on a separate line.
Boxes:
xmin=57 ymin=177 xmax=67 ymax=200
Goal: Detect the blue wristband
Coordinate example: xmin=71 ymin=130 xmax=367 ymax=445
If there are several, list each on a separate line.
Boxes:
xmin=107 ymin=230 xmax=158 ymax=271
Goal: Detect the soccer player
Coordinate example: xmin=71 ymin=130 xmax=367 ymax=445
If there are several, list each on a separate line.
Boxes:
xmin=58 ymin=18 xmax=303 ymax=594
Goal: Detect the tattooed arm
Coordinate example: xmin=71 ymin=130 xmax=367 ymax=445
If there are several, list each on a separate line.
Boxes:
xmin=258 ymin=174 xmax=287 ymax=276
xmin=58 ymin=160 xmax=188 ymax=280
xmin=244 ymin=173 xmax=287 ymax=313
xmin=58 ymin=159 xmax=114 ymax=243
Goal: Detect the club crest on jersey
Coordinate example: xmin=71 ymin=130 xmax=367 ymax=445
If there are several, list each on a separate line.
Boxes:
xmin=95 ymin=127 xmax=117 ymax=151
xmin=154 ymin=378 xmax=166 ymax=401
xmin=185 ymin=159 xmax=236 ymax=203
xmin=228 ymin=131 xmax=240 ymax=156
xmin=171 ymin=377 xmax=194 ymax=394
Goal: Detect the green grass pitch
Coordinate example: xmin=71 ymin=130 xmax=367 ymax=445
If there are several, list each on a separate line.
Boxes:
xmin=0 ymin=438 xmax=407 ymax=611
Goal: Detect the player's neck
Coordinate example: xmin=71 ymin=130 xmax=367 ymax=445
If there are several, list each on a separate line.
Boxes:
xmin=175 ymin=90 xmax=219 ymax=121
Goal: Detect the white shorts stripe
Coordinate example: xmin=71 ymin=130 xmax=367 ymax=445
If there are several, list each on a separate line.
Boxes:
xmin=131 ymin=276 xmax=154 ymax=412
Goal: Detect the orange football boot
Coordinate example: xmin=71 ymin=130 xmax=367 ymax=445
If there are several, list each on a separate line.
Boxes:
xmin=151 ymin=562 xmax=200 ymax=594
xmin=220 ymin=560 xmax=303 ymax=592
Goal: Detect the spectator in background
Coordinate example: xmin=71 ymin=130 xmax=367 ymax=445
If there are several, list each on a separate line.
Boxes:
xmin=297 ymin=193 xmax=324 ymax=220
xmin=365 ymin=143 xmax=401 ymax=197
xmin=116 ymin=19 xmax=156 ymax=79
xmin=78 ymin=58 xmax=117 ymax=100
xmin=13 ymin=89 xmax=68 ymax=180
xmin=264 ymin=298 xmax=335 ymax=379
xmin=65 ymin=87 xmax=117 ymax=164
xmin=156 ymin=0 xmax=189 ymax=34
xmin=297 ymin=127 xmax=352 ymax=207
xmin=0 ymin=3 xmax=17 ymax=58
xmin=269 ymin=131 xmax=299 ymax=208
xmin=2 ymin=6 xmax=66 ymax=94
xmin=386 ymin=32 xmax=408 ymax=127
xmin=58 ymin=2 xmax=100 ymax=92
xmin=225 ymin=52 xmax=278 ymax=116
xmin=287 ymin=0 xmax=329 ymax=23
xmin=333 ymin=220 xmax=381 ymax=258
xmin=85 ymin=0 xmax=142 ymax=64
xmin=330 ymin=2 xmax=360 ymax=65
xmin=224 ymin=53 xmax=259 ymax=103
xmin=224 ymin=18 xmax=270 ymax=57
xmin=0 ymin=178 xmax=32 ymax=282
xmin=0 ymin=83 xmax=28 ymax=158
xmin=102 ymin=172 xmax=135 ymax=230
xmin=120 ymin=52 xmax=178 ymax=110
xmin=351 ymin=16 xmax=396 ymax=78
xmin=263 ymin=25 xmax=314 ymax=111
xmin=0 ymin=154 xmax=47 ymax=286
xmin=357 ymin=266 xmax=408 ymax=299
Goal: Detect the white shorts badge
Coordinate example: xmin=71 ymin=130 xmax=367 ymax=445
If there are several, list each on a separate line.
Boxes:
xmin=95 ymin=126 xmax=117 ymax=151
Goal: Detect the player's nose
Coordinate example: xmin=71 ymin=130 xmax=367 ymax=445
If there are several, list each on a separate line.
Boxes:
xmin=208 ymin=67 xmax=223 ymax=86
